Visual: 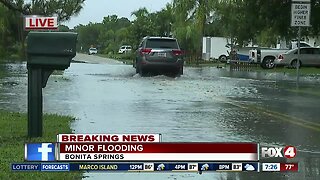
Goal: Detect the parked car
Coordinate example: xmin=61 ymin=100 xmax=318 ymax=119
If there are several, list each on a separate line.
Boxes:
xmin=118 ymin=45 xmax=132 ymax=54
xmin=275 ymin=47 xmax=320 ymax=68
xmin=249 ymin=41 xmax=312 ymax=69
xmin=134 ymin=36 xmax=184 ymax=76
xmin=88 ymin=48 xmax=98 ymax=55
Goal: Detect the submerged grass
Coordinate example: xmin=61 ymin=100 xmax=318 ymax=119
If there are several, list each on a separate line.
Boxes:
xmin=262 ymin=67 xmax=320 ymax=76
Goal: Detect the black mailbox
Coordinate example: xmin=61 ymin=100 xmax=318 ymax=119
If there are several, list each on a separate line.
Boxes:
xmin=27 ymin=32 xmax=77 ymax=70
xmin=26 ymin=31 xmax=78 ymax=138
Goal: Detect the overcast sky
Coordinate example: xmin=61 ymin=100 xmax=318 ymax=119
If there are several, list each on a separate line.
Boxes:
xmin=62 ymin=0 xmax=172 ymax=28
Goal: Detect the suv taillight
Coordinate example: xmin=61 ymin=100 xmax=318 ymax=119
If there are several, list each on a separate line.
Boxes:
xmin=140 ymin=48 xmax=152 ymax=55
xmin=172 ymin=50 xmax=182 ymax=56
xmin=278 ymin=54 xmax=284 ymax=60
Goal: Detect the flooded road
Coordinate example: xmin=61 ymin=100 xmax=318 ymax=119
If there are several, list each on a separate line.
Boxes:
xmin=0 ymin=54 xmax=319 ymax=180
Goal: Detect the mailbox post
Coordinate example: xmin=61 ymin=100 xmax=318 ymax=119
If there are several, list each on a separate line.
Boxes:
xmin=26 ymin=32 xmax=77 ymax=137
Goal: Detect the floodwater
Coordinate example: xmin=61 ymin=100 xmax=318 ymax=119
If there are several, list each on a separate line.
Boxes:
xmin=0 ymin=54 xmax=319 ymax=180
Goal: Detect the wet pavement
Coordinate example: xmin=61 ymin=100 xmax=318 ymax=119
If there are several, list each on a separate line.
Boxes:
xmin=0 ymin=54 xmax=319 ymax=180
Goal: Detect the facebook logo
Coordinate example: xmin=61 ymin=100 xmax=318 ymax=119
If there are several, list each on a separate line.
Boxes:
xmin=25 ymin=143 xmax=55 ymax=161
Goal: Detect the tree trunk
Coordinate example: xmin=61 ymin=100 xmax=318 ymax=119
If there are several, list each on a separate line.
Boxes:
xmin=21 ymin=33 xmax=26 ymax=59
xmin=18 ymin=14 xmax=26 ymax=59
xmin=197 ymin=0 xmax=206 ymax=66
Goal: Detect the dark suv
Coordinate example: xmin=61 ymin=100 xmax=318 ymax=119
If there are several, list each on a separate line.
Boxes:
xmin=134 ymin=36 xmax=184 ymax=76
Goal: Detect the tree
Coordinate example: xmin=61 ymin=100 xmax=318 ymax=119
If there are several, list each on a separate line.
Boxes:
xmin=150 ymin=4 xmax=174 ymax=36
xmin=99 ymin=15 xmax=131 ymax=53
xmin=172 ymin=0 xmax=215 ymax=63
xmin=102 ymin=15 xmax=131 ymax=32
xmin=75 ymin=23 xmax=103 ymax=52
xmin=115 ymin=27 xmax=130 ymax=45
xmin=214 ymin=0 xmax=320 ymax=46
xmin=0 ymin=0 xmax=85 ymax=21
xmin=74 ymin=15 xmax=134 ymax=55
xmin=0 ymin=0 xmax=85 ymax=58
xmin=0 ymin=4 xmax=22 ymax=58
xmin=58 ymin=25 xmax=70 ymax=32
xmin=214 ymin=0 xmax=251 ymax=45
xmin=130 ymin=8 xmax=154 ymax=48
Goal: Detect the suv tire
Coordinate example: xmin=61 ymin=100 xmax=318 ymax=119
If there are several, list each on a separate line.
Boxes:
xmin=138 ymin=66 xmax=145 ymax=76
xmin=177 ymin=66 xmax=183 ymax=76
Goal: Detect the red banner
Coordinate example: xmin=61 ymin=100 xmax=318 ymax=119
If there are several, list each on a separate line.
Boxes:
xmin=59 ymin=142 xmax=257 ymax=153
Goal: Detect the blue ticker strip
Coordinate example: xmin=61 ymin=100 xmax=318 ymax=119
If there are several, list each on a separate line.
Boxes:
xmin=11 ymin=162 xmax=259 ymax=172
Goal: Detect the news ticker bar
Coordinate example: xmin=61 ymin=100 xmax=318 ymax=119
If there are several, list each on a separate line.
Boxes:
xmin=12 ymin=162 xmax=259 ymax=172
xmin=11 ymin=162 xmax=298 ymax=172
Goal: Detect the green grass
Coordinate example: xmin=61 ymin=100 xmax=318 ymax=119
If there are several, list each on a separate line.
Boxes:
xmin=185 ymin=59 xmax=320 ymax=75
xmin=273 ymin=67 xmax=320 ymax=75
xmin=251 ymin=66 xmax=320 ymax=75
xmin=118 ymin=59 xmax=133 ymax=65
xmin=98 ymin=53 xmax=134 ymax=65
xmin=0 ymin=53 xmax=24 ymax=63
xmin=97 ymin=54 xmax=134 ymax=65
xmin=185 ymin=61 xmax=226 ymax=67
xmin=288 ymin=87 xmax=320 ymax=97
xmin=0 ymin=70 xmax=5 ymax=79
xmin=0 ymin=111 xmax=82 ymax=180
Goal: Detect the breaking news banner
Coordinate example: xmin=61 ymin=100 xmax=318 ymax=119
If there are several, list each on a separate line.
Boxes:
xmin=57 ymin=134 xmax=162 ymax=143
xmin=11 ymin=162 xmax=259 ymax=172
xmin=24 ymin=142 xmax=257 ymax=162
xmin=261 ymin=163 xmax=298 ymax=172
xmin=57 ymin=142 xmax=258 ymax=161
xmin=25 ymin=134 xmax=162 ymax=161
xmin=261 ymin=145 xmax=297 ymax=159
xmin=24 ymin=15 xmax=58 ymax=30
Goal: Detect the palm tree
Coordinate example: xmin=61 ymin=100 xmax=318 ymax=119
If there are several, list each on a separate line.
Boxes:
xmin=172 ymin=0 xmax=215 ymax=64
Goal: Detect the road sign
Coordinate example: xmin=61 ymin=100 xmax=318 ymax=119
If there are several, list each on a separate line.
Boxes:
xmin=291 ymin=3 xmax=311 ymax=27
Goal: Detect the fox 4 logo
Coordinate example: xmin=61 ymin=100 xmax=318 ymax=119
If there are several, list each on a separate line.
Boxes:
xmin=261 ymin=146 xmax=297 ymax=158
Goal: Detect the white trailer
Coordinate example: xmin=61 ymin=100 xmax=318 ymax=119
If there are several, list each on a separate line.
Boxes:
xmin=202 ymin=37 xmax=230 ymax=62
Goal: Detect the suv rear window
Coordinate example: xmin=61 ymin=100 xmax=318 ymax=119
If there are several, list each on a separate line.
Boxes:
xmin=146 ymin=39 xmax=179 ymax=49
